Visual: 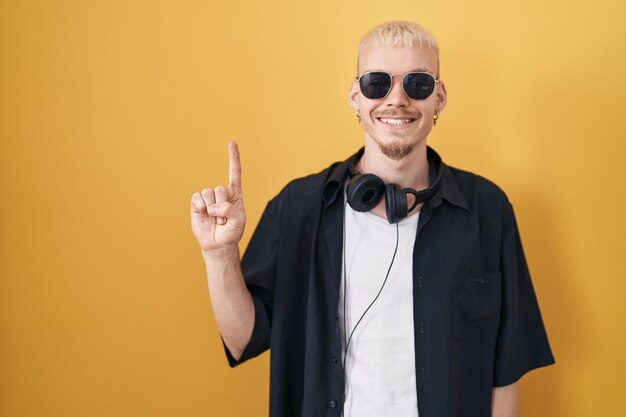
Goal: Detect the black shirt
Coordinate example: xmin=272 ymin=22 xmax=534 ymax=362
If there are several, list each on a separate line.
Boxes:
xmin=222 ymin=146 xmax=555 ymax=417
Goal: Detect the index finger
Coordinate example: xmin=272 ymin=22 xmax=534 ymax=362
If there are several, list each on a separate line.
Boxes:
xmin=228 ymin=140 xmax=242 ymax=189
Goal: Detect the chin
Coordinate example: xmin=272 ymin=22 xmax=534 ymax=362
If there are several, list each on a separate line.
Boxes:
xmin=378 ymin=141 xmax=415 ymax=161
xmin=378 ymin=130 xmax=431 ymax=158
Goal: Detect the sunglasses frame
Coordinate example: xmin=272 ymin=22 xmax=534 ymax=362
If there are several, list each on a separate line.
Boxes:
xmin=355 ymin=71 xmax=440 ymax=100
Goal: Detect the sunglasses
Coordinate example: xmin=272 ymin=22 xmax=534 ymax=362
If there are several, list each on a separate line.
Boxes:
xmin=356 ymin=71 xmax=439 ymax=100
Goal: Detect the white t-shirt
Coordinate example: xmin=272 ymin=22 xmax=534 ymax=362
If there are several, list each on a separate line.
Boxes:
xmin=338 ymin=187 xmax=420 ymax=417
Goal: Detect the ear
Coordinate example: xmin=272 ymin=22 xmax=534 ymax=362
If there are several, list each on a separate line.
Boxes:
xmin=348 ymin=80 xmax=360 ymax=111
xmin=435 ymin=80 xmax=448 ymax=113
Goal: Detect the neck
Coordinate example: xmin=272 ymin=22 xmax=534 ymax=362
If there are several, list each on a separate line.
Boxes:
xmin=355 ymin=138 xmax=430 ymax=191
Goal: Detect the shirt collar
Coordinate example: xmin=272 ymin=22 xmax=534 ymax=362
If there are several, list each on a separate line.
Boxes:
xmin=322 ymin=146 xmax=470 ymax=212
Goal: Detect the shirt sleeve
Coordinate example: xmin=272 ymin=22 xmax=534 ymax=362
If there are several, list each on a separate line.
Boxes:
xmin=493 ymin=201 xmax=555 ymax=386
xmin=222 ymin=197 xmax=280 ymax=367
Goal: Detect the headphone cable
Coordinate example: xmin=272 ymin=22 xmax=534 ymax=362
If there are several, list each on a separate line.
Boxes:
xmin=341 ymin=199 xmax=400 ymax=416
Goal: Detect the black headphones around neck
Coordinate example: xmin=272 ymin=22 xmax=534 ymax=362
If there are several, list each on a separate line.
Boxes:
xmin=346 ymin=146 xmax=445 ymax=224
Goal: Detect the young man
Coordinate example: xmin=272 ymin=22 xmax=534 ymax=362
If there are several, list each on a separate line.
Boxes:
xmin=190 ymin=21 xmax=554 ymax=417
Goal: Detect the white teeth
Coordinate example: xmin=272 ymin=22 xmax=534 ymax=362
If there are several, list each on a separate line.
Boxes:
xmin=380 ymin=118 xmax=413 ymax=125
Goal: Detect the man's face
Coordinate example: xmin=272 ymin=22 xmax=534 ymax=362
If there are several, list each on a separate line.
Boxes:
xmin=348 ymin=41 xmax=447 ymax=161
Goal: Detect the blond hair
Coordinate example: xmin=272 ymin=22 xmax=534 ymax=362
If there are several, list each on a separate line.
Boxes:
xmin=357 ymin=20 xmax=440 ymax=76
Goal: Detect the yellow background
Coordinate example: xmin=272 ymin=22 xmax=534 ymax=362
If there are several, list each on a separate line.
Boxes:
xmin=1 ymin=0 xmax=625 ymax=416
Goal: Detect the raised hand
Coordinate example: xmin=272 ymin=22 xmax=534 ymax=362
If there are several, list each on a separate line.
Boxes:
xmin=190 ymin=141 xmax=246 ymax=253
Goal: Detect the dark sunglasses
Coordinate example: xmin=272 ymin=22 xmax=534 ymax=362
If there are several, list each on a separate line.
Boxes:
xmin=356 ymin=71 xmax=439 ymax=100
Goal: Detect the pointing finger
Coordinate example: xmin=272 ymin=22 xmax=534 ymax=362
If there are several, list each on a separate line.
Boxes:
xmin=228 ymin=141 xmax=242 ymax=190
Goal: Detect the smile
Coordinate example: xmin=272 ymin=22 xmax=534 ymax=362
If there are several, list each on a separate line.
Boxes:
xmin=378 ymin=118 xmax=415 ymax=125
xmin=375 ymin=117 xmax=418 ymax=130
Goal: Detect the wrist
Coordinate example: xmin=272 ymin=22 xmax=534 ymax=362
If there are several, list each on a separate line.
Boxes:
xmin=201 ymin=245 xmax=240 ymax=264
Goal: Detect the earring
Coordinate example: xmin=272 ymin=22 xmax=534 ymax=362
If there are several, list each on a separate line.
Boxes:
xmin=356 ymin=110 xmax=361 ymax=123
xmin=433 ymin=109 xmax=439 ymax=126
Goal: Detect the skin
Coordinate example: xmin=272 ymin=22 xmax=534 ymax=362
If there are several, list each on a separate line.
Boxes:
xmin=190 ymin=141 xmax=253 ymax=361
xmin=191 ymin=38 xmax=519 ymax=417
xmin=492 ymin=382 xmax=520 ymax=417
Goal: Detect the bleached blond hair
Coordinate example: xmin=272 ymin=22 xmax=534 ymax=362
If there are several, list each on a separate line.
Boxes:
xmin=357 ymin=20 xmax=440 ymax=76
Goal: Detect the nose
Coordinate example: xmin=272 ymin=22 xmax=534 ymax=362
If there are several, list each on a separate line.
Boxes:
xmin=384 ymin=75 xmax=410 ymax=107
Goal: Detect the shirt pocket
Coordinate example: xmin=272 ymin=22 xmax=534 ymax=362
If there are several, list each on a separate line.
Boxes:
xmin=452 ymin=271 xmax=502 ymax=342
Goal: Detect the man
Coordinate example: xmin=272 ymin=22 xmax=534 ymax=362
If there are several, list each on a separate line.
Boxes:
xmin=190 ymin=20 xmax=554 ymax=417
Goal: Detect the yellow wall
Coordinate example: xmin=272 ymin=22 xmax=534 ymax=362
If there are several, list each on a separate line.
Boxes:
xmin=1 ymin=0 xmax=625 ymax=416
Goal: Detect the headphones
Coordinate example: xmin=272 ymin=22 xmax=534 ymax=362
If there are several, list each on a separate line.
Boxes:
xmin=346 ymin=147 xmax=445 ymax=223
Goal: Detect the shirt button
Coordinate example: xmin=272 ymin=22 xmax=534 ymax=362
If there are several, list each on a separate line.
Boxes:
xmin=332 ymin=356 xmax=338 ymax=364
xmin=477 ymin=276 xmax=485 ymax=284
xmin=329 ymin=400 xmax=337 ymax=408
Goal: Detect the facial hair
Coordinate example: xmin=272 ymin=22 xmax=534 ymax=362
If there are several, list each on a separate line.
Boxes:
xmin=377 ymin=141 xmax=415 ymax=161
xmin=371 ymin=111 xmax=420 ymax=161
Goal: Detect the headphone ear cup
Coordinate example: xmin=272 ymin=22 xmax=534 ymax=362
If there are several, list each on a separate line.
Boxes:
xmin=347 ymin=174 xmax=385 ymax=212
xmin=385 ymin=183 xmax=408 ymax=224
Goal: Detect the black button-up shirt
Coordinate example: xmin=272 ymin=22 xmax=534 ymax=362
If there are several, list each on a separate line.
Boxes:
xmin=222 ymin=146 xmax=555 ymax=417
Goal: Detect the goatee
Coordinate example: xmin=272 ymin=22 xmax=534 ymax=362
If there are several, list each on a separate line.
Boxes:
xmin=378 ymin=142 xmax=414 ymax=161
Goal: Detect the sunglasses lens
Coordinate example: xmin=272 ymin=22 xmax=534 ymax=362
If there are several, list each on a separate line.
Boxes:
xmin=359 ymin=72 xmax=392 ymax=99
xmin=403 ymin=73 xmax=436 ymax=99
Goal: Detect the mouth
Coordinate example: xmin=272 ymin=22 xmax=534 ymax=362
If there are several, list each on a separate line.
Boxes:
xmin=376 ymin=116 xmax=418 ymax=130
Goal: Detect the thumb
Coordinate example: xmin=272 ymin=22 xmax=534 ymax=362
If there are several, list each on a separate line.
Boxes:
xmin=208 ymin=202 xmax=245 ymax=227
